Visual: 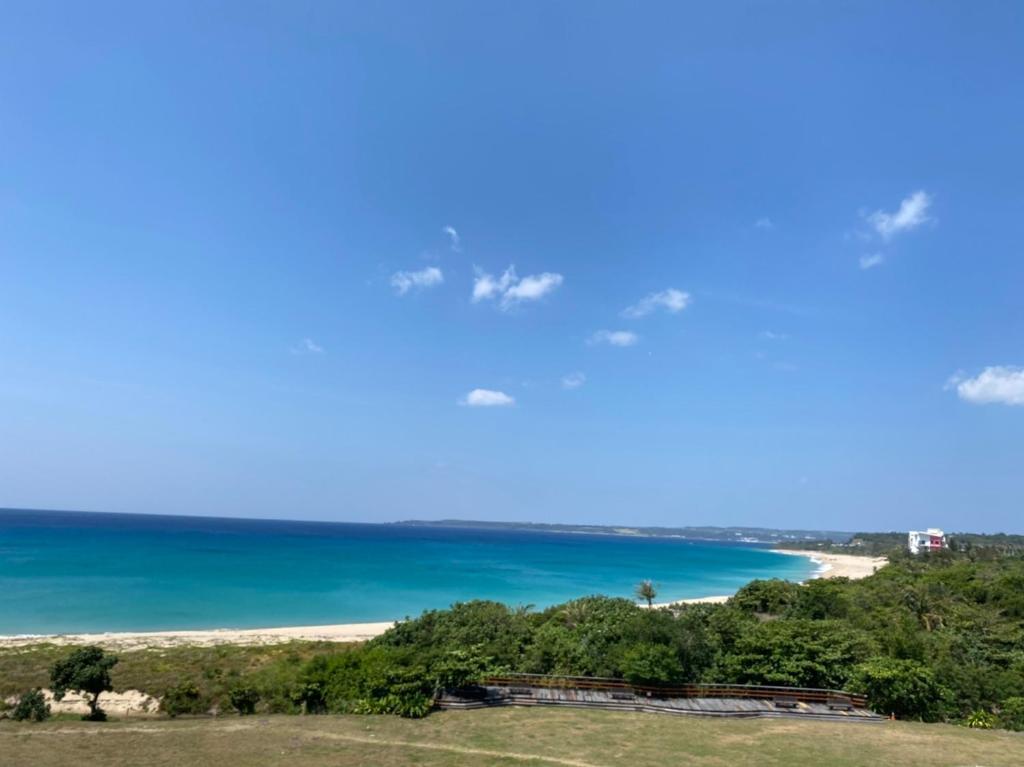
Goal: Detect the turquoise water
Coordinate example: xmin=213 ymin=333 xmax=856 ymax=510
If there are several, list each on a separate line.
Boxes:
xmin=0 ymin=510 xmax=816 ymax=634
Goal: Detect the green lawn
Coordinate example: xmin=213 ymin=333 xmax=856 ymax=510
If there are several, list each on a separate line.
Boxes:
xmin=3 ymin=707 xmax=1023 ymax=767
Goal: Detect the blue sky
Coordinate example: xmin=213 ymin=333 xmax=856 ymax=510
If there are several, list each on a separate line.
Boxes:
xmin=2 ymin=2 xmax=1022 ymax=532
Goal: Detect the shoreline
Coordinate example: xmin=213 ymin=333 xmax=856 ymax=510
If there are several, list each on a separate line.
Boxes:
xmin=775 ymin=550 xmax=888 ymax=581
xmin=0 ymin=551 xmax=887 ymax=650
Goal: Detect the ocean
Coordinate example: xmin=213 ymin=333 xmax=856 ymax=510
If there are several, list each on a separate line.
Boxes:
xmin=0 ymin=509 xmax=816 ymax=634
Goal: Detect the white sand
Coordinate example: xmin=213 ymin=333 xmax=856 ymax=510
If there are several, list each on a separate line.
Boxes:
xmin=0 ymin=622 xmax=395 ymax=651
xmin=775 ymin=550 xmax=888 ymax=580
xmin=0 ymin=552 xmax=887 ymax=650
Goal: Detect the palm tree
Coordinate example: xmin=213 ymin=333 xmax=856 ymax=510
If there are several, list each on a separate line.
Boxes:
xmin=635 ymin=579 xmax=657 ymax=608
xmin=560 ymin=600 xmax=590 ymax=628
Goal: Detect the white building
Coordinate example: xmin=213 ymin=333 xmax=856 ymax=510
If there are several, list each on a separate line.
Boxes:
xmin=908 ymin=528 xmax=946 ymax=554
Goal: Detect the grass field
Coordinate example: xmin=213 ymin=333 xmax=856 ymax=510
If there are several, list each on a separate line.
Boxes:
xmin=3 ymin=707 xmax=1024 ymax=767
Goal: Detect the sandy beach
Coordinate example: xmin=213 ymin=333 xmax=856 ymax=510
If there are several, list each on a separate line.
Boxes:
xmin=0 ymin=622 xmax=396 ymax=651
xmin=0 ymin=551 xmax=886 ymax=650
xmin=776 ymin=550 xmax=889 ymax=580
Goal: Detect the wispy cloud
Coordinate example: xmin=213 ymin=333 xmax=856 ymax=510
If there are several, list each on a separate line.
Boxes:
xmin=472 ymin=265 xmax=563 ymax=310
xmin=561 ymin=371 xmax=586 ymax=390
xmin=867 ymin=190 xmax=933 ymax=240
xmin=460 ymin=388 xmax=515 ymax=407
xmin=503 ymin=272 xmax=563 ymax=308
xmin=859 ymin=253 xmax=885 ymax=270
xmin=442 ymin=225 xmax=461 ymax=252
xmin=622 ymin=288 xmax=691 ymax=319
xmin=759 ymin=330 xmax=788 ymax=341
xmin=292 ymin=338 xmax=324 ymax=354
xmin=947 ymin=367 xmax=1024 ymax=406
xmin=391 ymin=266 xmax=443 ymax=295
xmin=755 ymin=217 xmax=774 ymax=230
xmin=588 ymin=330 xmax=639 ymax=347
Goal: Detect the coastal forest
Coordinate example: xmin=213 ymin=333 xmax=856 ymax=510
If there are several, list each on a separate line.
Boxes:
xmin=3 ymin=548 xmax=1023 ymax=731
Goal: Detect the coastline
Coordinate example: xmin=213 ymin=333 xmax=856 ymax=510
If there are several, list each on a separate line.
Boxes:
xmin=0 ymin=551 xmax=887 ymax=650
xmin=0 ymin=622 xmax=396 ymax=651
xmin=774 ymin=550 xmax=888 ymax=580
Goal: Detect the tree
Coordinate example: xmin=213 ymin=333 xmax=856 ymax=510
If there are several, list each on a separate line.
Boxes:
xmin=635 ymin=580 xmax=657 ymax=608
xmin=11 ymin=689 xmax=50 ymax=722
xmin=722 ymin=619 xmax=875 ymax=690
xmin=732 ymin=579 xmax=800 ymax=615
xmin=849 ymin=657 xmax=950 ymax=722
xmin=50 ymin=646 xmax=118 ymax=721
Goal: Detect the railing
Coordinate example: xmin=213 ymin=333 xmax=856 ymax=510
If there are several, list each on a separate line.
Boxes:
xmin=481 ymin=673 xmax=867 ymax=708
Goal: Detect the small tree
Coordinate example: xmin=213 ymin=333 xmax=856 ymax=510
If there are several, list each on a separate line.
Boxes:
xmin=11 ymin=689 xmax=51 ymax=722
xmin=51 ymin=646 xmax=118 ymax=721
xmin=635 ymin=580 xmax=657 ymax=608
xmin=228 ymin=685 xmax=260 ymax=715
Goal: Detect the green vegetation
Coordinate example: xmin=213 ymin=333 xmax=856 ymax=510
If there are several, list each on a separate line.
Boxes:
xmin=161 ymin=681 xmax=207 ymax=717
xmin=3 ymin=549 xmax=1023 ymax=732
xmin=50 ymin=646 xmax=118 ymax=721
xmin=0 ymin=641 xmax=348 ymax=716
xmin=634 ymin=579 xmax=657 ymax=607
xmin=357 ymin=549 xmax=1024 ymax=726
xmin=4 ymin=708 xmax=1024 ymax=767
xmin=10 ymin=689 xmax=50 ymax=722
xmin=779 ymin=531 xmax=1024 ymax=557
xmin=228 ymin=684 xmax=261 ymax=715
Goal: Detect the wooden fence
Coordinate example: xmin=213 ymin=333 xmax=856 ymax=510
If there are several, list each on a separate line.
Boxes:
xmin=481 ymin=673 xmax=868 ymax=708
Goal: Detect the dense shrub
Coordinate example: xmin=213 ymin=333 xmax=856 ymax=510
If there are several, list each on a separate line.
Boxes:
xmin=732 ymin=579 xmax=801 ymax=614
xmin=161 ymin=682 xmax=208 ymax=717
xmin=301 ymin=646 xmax=434 ymax=718
xmin=11 ymin=689 xmax=50 ymax=722
xmin=720 ymin=620 xmax=875 ymax=689
xmin=849 ymin=658 xmax=950 ymax=721
xmin=621 ymin=644 xmax=684 ymax=686
xmin=228 ymin=685 xmax=260 ymax=715
xmin=998 ymin=697 xmax=1024 ymax=731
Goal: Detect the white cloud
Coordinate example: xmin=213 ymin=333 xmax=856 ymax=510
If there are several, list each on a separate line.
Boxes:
xmin=472 ymin=266 xmax=516 ymax=302
xmin=947 ymin=367 xmax=1024 ymax=406
xmin=868 ymin=190 xmax=932 ymax=239
xmin=460 ymin=388 xmax=515 ymax=407
xmin=472 ymin=265 xmax=563 ymax=309
xmin=588 ymin=330 xmax=639 ymax=347
xmin=755 ymin=217 xmax=774 ymax=229
xmin=391 ymin=266 xmax=443 ymax=295
xmin=502 ymin=272 xmax=563 ymax=308
xmin=859 ymin=253 xmax=885 ymax=270
xmin=759 ymin=330 xmax=788 ymax=341
xmin=622 ymin=288 xmax=691 ymax=318
xmin=442 ymin=225 xmax=461 ymax=252
xmin=292 ymin=338 xmax=324 ymax=354
xmin=561 ymin=371 xmax=586 ymax=390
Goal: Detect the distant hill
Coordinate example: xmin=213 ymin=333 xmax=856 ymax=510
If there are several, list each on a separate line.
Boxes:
xmin=393 ymin=519 xmax=853 ymax=545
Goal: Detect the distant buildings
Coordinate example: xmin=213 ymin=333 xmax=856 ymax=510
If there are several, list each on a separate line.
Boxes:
xmin=908 ymin=528 xmax=946 ymax=554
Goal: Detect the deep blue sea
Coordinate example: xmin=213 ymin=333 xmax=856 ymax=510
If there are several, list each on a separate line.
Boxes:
xmin=0 ymin=510 xmax=816 ymax=634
